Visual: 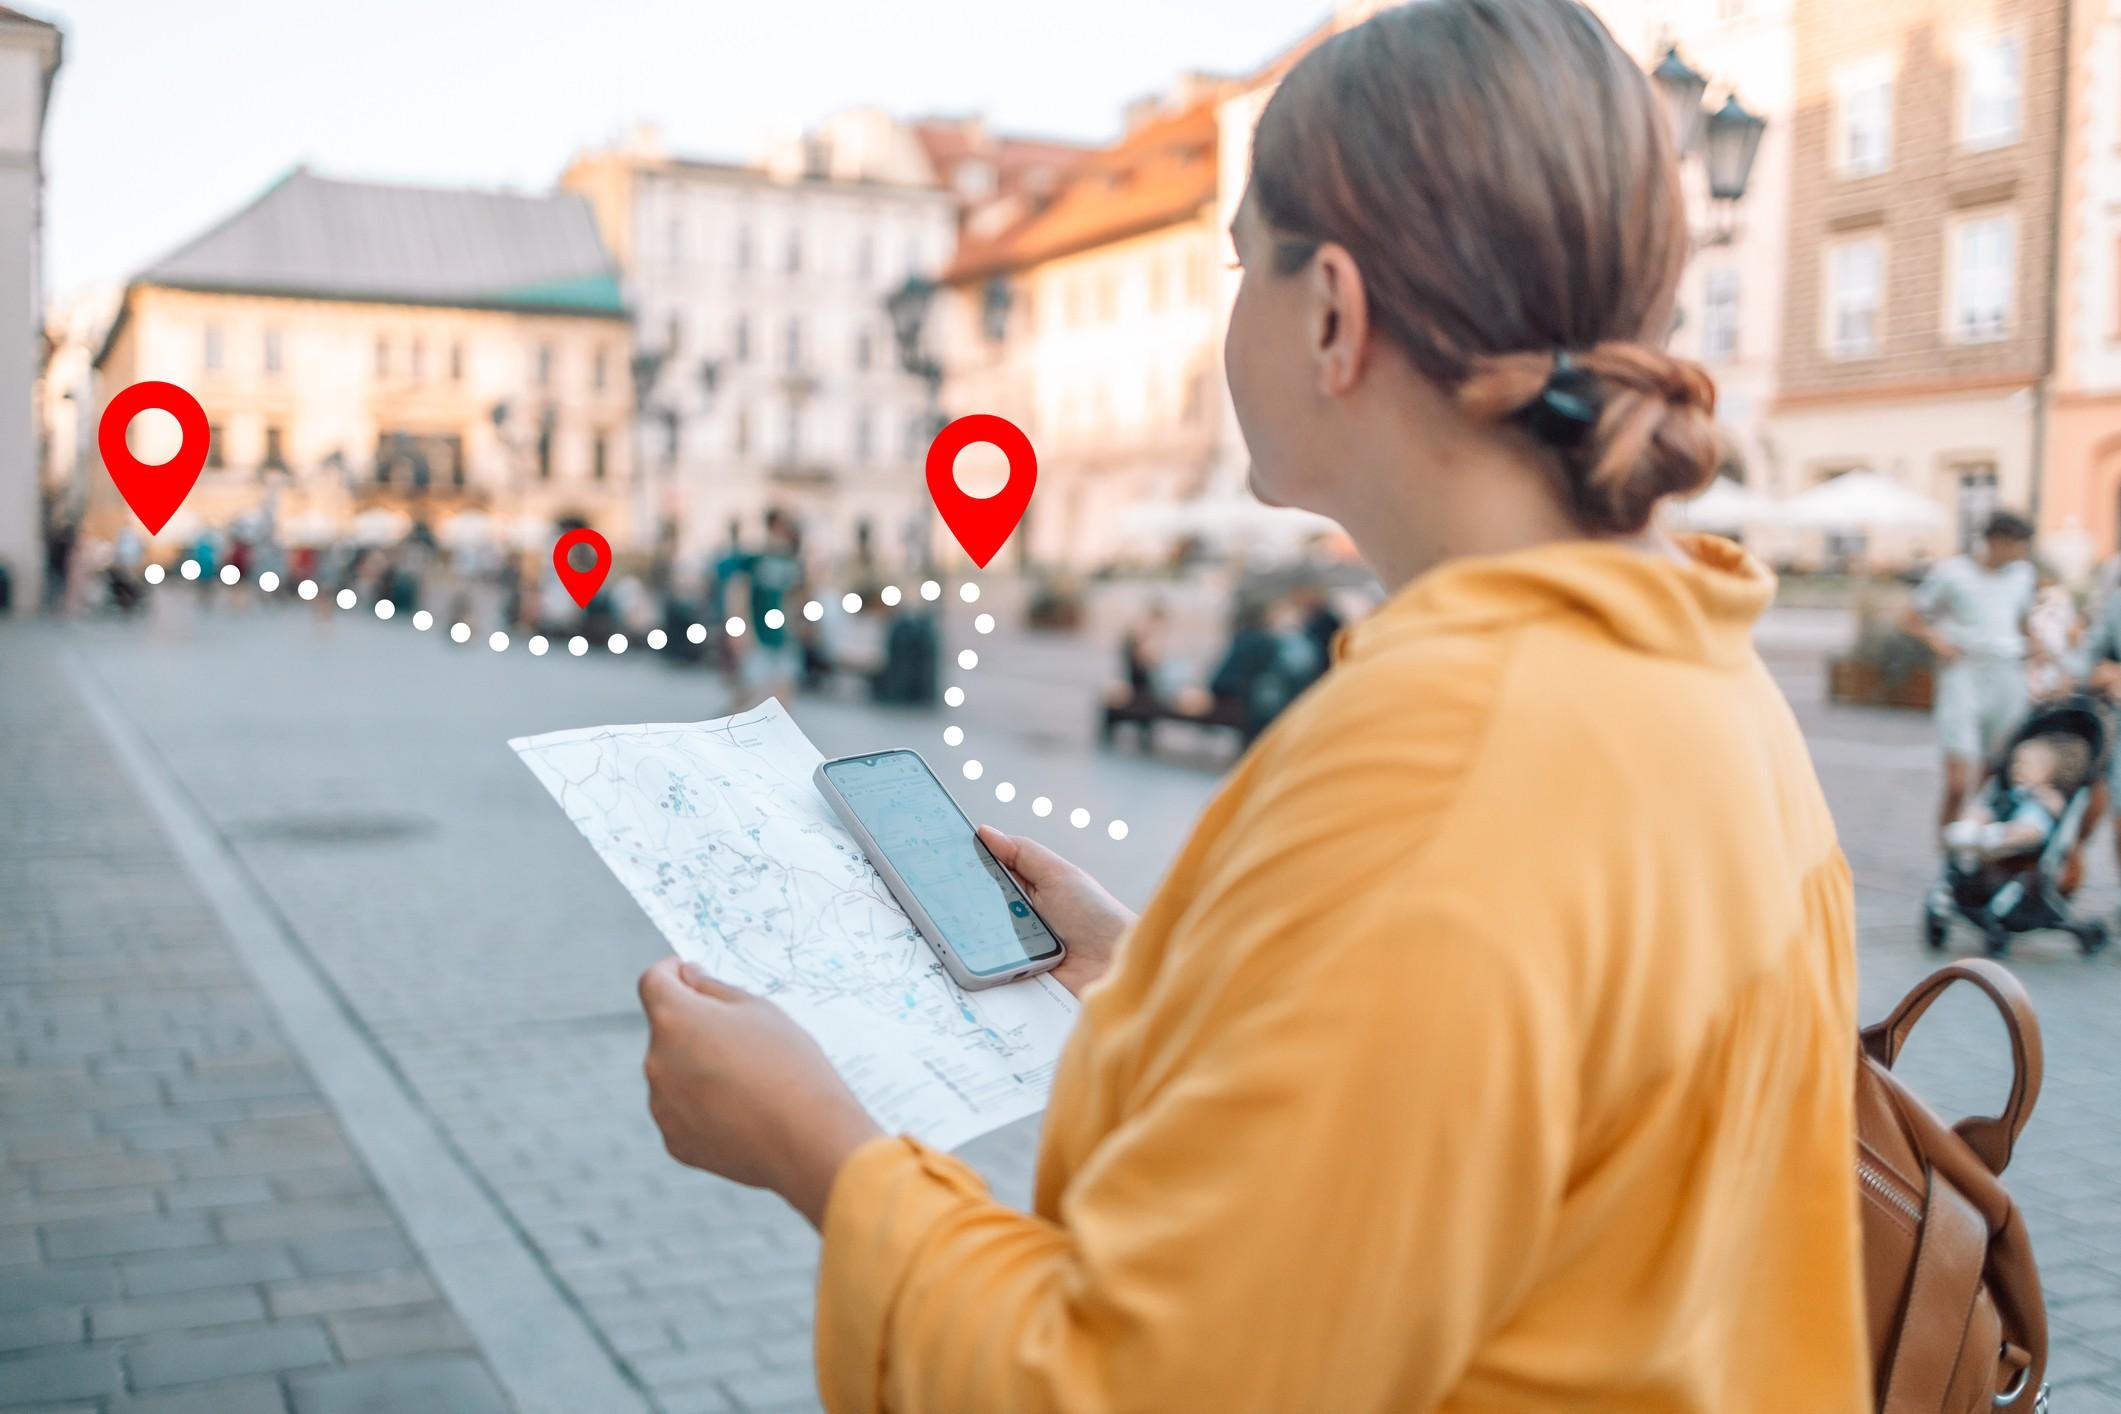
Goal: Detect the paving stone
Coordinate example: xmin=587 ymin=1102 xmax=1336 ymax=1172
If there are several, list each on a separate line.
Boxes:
xmin=31 ymin=1155 xmax=175 ymax=1192
xmin=120 ymin=1244 xmax=297 ymax=1297
xmin=721 ymin=1366 xmax=823 ymax=1411
xmin=287 ymin=1354 xmax=511 ymax=1414
xmin=0 ymin=1305 xmax=83 ymax=1351
xmin=285 ymin=1230 xmax=414 ymax=1279
xmin=321 ymin=1301 xmax=473 ymax=1362
xmin=0 ymin=1264 xmax=119 ymax=1313
xmin=0 ymin=1225 xmax=38 ymax=1265
xmin=125 ymin=1321 xmax=334 ymax=1388
xmin=40 ymin=1212 xmax=214 ymax=1261
xmin=263 ymin=1268 xmax=436 ymax=1320
xmin=157 ymin=1175 xmax=276 ymax=1211
xmin=90 ymin=1286 xmax=268 ymax=1338
xmin=0 ymin=1344 xmax=124 ymax=1401
xmin=107 ymin=1375 xmax=290 ymax=1414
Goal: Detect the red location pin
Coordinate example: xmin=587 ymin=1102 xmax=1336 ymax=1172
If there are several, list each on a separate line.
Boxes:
xmin=552 ymin=528 xmax=612 ymax=608
xmin=99 ymin=381 xmax=211 ymax=535
xmin=926 ymin=414 xmax=1036 ymax=569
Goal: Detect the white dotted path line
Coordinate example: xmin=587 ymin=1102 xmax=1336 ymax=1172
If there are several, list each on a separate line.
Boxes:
xmin=142 ymin=559 xmax=1130 ymax=840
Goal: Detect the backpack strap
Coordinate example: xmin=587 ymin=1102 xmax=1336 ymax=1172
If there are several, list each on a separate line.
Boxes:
xmin=1880 ymin=1172 xmax=1989 ymax=1414
xmin=1859 ymin=959 xmax=2043 ymax=1174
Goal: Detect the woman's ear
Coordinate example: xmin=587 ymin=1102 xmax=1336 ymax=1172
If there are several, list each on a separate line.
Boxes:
xmin=1309 ymin=243 xmax=1371 ymax=398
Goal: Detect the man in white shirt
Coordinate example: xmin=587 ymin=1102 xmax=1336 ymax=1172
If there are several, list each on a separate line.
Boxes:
xmin=1902 ymin=511 xmax=2038 ymax=831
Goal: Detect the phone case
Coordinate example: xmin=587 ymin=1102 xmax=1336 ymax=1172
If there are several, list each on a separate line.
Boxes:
xmin=813 ymin=750 xmax=1066 ymax=991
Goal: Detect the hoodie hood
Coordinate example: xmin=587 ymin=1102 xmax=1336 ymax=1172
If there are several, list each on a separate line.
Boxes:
xmin=1338 ymin=534 xmax=1775 ymax=670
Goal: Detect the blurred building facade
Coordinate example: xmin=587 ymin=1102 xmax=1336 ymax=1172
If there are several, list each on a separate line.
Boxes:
xmin=92 ymin=169 xmax=636 ymax=546
xmin=0 ymin=4 xmax=59 ymax=606
xmin=2037 ymin=0 xmax=2121 ymax=572
xmin=1768 ymin=0 xmax=2068 ymax=557
xmin=563 ymin=122 xmax=957 ymax=571
xmin=939 ymin=78 xmax=1242 ymax=569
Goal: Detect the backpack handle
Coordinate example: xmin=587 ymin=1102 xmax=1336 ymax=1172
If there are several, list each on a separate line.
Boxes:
xmin=1859 ymin=959 xmax=2044 ymax=1174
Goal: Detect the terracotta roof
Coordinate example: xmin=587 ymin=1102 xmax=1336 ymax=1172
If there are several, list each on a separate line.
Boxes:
xmin=944 ymin=97 xmax=1220 ymax=282
xmin=912 ymin=119 xmax=1091 ymax=202
xmin=0 ymin=5 xmax=59 ymax=28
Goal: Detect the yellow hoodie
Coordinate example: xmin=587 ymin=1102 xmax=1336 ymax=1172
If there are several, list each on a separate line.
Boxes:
xmin=817 ymin=535 xmax=1870 ymax=1413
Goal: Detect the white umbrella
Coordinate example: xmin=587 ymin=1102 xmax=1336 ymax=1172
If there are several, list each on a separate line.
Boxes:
xmin=1774 ymin=471 xmax=1949 ymax=533
xmin=280 ymin=509 xmax=339 ymax=547
xmin=1667 ymin=476 xmax=1775 ymax=534
xmin=437 ymin=509 xmax=496 ymax=551
xmin=507 ymin=514 xmax=555 ymax=552
xmin=349 ymin=507 xmax=412 ymax=546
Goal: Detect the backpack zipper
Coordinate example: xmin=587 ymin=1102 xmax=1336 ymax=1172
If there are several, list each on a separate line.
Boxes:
xmin=1857 ymin=1157 xmax=1923 ymax=1222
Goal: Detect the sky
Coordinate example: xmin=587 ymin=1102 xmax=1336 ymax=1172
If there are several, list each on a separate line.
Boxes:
xmin=34 ymin=0 xmax=1328 ymax=304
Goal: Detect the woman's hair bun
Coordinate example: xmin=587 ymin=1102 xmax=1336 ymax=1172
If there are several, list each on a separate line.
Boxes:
xmin=1457 ymin=343 xmax=1719 ymax=536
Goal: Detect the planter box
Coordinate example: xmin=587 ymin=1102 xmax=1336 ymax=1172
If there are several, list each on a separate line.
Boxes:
xmin=1829 ymin=658 xmax=1936 ymax=711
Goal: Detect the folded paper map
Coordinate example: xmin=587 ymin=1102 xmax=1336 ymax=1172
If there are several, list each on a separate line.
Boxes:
xmin=509 ymin=699 xmax=1078 ymax=1149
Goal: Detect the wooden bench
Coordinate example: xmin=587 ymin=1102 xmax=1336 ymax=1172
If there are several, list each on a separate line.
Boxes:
xmin=1100 ymin=684 xmax=1252 ymax=749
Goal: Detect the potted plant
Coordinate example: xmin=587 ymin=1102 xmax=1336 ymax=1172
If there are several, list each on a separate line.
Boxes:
xmin=1829 ymin=583 xmax=1937 ymax=710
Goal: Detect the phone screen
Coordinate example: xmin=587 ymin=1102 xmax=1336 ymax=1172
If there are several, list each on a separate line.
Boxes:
xmin=824 ymin=751 xmax=1062 ymax=977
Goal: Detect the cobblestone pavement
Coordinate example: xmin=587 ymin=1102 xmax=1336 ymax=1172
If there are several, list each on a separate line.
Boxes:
xmin=0 ymin=633 xmax=513 ymax=1414
xmin=6 ymin=583 xmax=2121 ymax=1411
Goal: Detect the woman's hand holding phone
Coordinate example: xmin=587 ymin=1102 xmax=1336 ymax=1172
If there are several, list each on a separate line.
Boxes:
xmin=975 ymin=825 xmax=1135 ymax=998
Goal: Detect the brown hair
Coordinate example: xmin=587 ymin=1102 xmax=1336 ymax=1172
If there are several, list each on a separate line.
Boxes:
xmin=1251 ymin=0 xmax=1718 ymax=534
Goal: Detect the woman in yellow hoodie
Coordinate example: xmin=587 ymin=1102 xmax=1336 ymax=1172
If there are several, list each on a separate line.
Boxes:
xmin=636 ymin=0 xmax=1872 ymax=1407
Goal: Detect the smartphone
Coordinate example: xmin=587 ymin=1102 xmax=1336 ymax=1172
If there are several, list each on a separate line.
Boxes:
xmin=814 ymin=749 xmax=1065 ymax=990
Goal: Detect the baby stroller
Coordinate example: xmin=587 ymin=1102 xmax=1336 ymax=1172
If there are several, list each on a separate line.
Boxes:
xmin=1924 ymin=695 xmax=2112 ymax=957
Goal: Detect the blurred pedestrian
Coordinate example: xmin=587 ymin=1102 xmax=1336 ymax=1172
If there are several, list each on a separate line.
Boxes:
xmin=727 ymin=510 xmax=805 ymax=711
xmin=1901 ymin=510 xmax=2038 ymax=828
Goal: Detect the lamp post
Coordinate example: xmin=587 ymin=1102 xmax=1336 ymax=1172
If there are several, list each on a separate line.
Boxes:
xmin=1648 ymin=43 xmax=1766 ymax=245
xmin=886 ymin=275 xmax=943 ymax=573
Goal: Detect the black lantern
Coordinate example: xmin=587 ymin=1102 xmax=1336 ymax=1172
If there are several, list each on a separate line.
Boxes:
xmin=1651 ymin=45 xmax=1709 ymax=155
xmin=981 ymin=278 xmax=1014 ymax=342
xmin=1703 ymin=94 xmax=1767 ymax=202
xmin=886 ymin=275 xmax=937 ymax=374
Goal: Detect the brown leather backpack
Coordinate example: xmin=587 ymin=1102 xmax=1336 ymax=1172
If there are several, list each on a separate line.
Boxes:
xmin=1858 ymin=959 xmax=2048 ymax=1413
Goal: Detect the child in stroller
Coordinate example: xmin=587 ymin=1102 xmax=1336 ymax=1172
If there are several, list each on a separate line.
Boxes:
xmin=1925 ymin=695 xmax=2112 ymax=956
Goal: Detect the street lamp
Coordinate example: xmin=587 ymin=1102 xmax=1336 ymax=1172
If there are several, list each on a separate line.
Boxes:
xmin=1703 ymin=94 xmax=1768 ymax=202
xmin=1650 ymin=45 xmax=1709 ymax=155
xmin=885 ymin=275 xmax=944 ymax=573
xmin=981 ymin=278 xmax=1014 ymax=344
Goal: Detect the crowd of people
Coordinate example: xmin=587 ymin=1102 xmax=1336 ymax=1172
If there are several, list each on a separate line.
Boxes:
xmin=36 ymin=503 xmax=945 ymax=710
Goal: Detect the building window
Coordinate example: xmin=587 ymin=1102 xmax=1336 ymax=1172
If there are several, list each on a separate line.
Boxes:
xmin=592 ymin=431 xmax=609 ymax=482
xmin=669 ymin=217 xmax=684 ymax=263
xmin=857 ymin=232 xmax=874 ymax=278
xmin=593 ymin=346 xmax=608 ymax=391
xmin=666 ymin=311 xmax=682 ymax=353
xmin=1149 ymin=258 xmax=1168 ymax=311
xmin=734 ymin=404 xmax=751 ymax=456
xmin=1955 ymin=464 xmax=2000 ymax=551
xmin=450 ymin=342 xmax=465 ymax=381
xmin=855 ymin=328 xmax=872 ymax=371
xmin=1702 ymin=268 xmax=1740 ymax=361
xmin=536 ymin=421 xmax=553 ymax=481
xmin=736 ymin=224 xmax=754 ymax=270
xmin=733 ymin=314 xmax=751 ymax=363
xmin=1833 ymin=59 xmax=1894 ymax=176
xmin=785 ymin=231 xmax=802 ymax=274
xmin=783 ymin=403 xmax=801 ymax=461
xmin=1188 ymin=248 xmax=1209 ymax=304
xmin=374 ymin=335 xmax=389 ymax=379
xmin=262 ymin=425 xmax=287 ymax=471
xmin=203 ymin=325 xmax=225 ymax=373
xmin=410 ymin=340 xmax=425 ymax=383
xmin=1825 ymin=238 xmax=1884 ymax=357
xmin=905 ymin=411 xmax=926 ymax=458
xmin=1960 ymin=34 xmax=2021 ymax=149
xmin=1948 ymin=214 xmax=2013 ymax=342
xmin=536 ymin=343 xmax=553 ymax=386
xmin=1097 ymin=274 xmax=1118 ymax=321
xmin=904 ymin=239 xmax=922 ymax=277
xmin=854 ymin=406 xmax=873 ymax=462
xmin=784 ymin=316 xmax=802 ymax=371
xmin=262 ymin=328 xmax=283 ymax=376
xmin=206 ymin=424 xmax=225 ymax=468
